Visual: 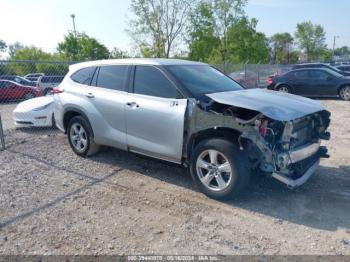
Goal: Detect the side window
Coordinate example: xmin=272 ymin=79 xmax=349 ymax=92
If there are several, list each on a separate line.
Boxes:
xmin=294 ymin=70 xmax=308 ymax=79
xmin=134 ymin=66 xmax=180 ymax=99
xmin=71 ymin=67 xmax=96 ymax=85
xmin=96 ymin=65 xmax=128 ymax=91
xmin=309 ymin=70 xmax=330 ymax=80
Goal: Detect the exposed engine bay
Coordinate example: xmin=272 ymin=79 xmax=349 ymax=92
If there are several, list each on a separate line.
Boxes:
xmin=186 ymin=90 xmax=331 ymax=189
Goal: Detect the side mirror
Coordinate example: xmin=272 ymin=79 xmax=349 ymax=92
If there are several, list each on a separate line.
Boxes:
xmin=327 ymin=76 xmax=333 ymax=81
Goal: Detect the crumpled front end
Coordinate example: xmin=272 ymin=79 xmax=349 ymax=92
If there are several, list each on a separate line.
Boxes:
xmin=188 ymin=89 xmax=332 ymax=189
xmin=238 ymin=110 xmax=331 ymax=189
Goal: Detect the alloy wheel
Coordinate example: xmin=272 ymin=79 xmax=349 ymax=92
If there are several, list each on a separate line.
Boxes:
xmin=69 ymin=123 xmax=88 ymax=153
xmin=340 ymin=86 xmax=350 ymax=100
xmin=196 ymin=149 xmax=232 ymax=192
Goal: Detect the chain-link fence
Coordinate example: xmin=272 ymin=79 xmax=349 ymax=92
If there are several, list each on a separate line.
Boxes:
xmin=215 ymin=63 xmax=294 ymax=89
xmin=0 ymin=60 xmax=77 ymax=149
xmin=0 ymin=60 xmax=326 ymax=150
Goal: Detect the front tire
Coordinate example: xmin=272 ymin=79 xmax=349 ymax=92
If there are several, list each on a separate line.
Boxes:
xmin=190 ymin=138 xmax=251 ymax=200
xmin=67 ymin=116 xmax=100 ymax=157
xmin=339 ymin=86 xmax=350 ymax=101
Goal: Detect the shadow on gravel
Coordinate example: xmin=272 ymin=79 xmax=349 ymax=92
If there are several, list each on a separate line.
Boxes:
xmin=90 ymin=147 xmax=350 ymax=232
xmin=2 ymin=134 xmax=349 ymax=233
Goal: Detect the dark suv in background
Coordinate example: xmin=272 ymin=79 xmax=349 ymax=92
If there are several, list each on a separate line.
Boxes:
xmin=292 ymin=63 xmax=350 ymax=77
xmin=268 ymin=68 xmax=350 ymax=100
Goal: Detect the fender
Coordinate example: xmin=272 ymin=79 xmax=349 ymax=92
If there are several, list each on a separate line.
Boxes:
xmin=63 ymin=107 xmax=95 ymax=137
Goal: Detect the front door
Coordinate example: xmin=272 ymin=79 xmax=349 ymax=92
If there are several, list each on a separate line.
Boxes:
xmin=126 ymin=65 xmax=187 ymax=163
xmin=308 ymin=70 xmax=336 ymax=96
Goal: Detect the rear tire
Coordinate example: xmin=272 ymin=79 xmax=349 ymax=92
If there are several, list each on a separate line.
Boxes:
xmin=67 ymin=116 xmax=100 ymax=157
xmin=339 ymin=86 xmax=350 ymax=101
xmin=190 ymin=138 xmax=251 ymax=200
xmin=278 ymin=85 xmax=290 ymax=93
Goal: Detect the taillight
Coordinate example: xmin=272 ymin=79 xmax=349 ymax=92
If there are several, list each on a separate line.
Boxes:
xmin=266 ymin=77 xmax=273 ymax=85
xmin=52 ymin=87 xmax=63 ymax=94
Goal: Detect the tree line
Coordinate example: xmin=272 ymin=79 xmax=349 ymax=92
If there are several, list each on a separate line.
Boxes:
xmin=1 ymin=0 xmax=349 ymax=65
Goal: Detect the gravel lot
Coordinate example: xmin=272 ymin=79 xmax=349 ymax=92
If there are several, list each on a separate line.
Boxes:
xmin=0 ymin=99 xmax=349 ymax=255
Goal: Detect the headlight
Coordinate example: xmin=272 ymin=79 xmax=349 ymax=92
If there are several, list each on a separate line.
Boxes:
xmin=32 ymin=103 xmax=52 ymax=111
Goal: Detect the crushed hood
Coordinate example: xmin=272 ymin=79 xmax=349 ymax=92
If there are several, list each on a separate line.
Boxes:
xmin=206 ymin=89 xmax=325 ymax=121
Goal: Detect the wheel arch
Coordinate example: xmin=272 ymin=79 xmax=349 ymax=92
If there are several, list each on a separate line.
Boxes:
xmin=63 ymin=107 xmax=94 ymax=137
xmin=338 ymin=83 xmax=350 ymax=93
xmin=186 ymin=127 xmax=242 ymax=161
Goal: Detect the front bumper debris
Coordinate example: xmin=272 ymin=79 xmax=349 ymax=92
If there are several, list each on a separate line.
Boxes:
xmin=272 ymin=159 xmax=320 ymax=189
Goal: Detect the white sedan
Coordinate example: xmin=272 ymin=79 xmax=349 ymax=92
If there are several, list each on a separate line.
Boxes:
xmin=13 ymin=96 xmax=55 ymax=127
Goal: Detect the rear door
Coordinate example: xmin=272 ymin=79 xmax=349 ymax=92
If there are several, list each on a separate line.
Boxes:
xmin=290 ymin=70 xmax=311 ymax=95
xmin=125 ymin=65 xmax=187 ymax=163
xmin=88 ymin=65 xmax=130 ymax=149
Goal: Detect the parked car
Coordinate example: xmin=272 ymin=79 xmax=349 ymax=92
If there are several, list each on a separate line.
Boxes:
xmin=53 ymin=59 xmax=331 ymax=200
xmin=335 ymin=65 xmax=350 ymax=72
xmin=13 ymin=96 xmax=55 ymax=127
xmin=228 ymin=70 xmax=259 ymax=88
xmin=0 ymin=80 xmax=42 ymax=102
xmin=24 ymin=73 xmax=45 ymax=82
xmin=268 ymin=68 xmax=350 ymax=100
xmin=0 ymin=75 xmax=36 ymax=87
xmin=266 ymin=67 xmax=292 ymax=86
xmin=37 ymin=75 xmax=65 ymax=95
xmin=292 ymin=63 xmax=350 ymax=77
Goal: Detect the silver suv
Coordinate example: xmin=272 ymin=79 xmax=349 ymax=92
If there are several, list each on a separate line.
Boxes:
xmin=54 ymin=59 xmax=331 ymax=200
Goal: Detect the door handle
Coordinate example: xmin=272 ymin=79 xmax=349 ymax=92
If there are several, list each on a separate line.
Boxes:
xmin=126 ymin=102 xmax=139 ymax=108
xmin=85 ymin=93 xmax=95 ymax=98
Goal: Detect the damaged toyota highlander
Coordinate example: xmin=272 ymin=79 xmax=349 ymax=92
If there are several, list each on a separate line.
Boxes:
xmin=53 ymin=59 xmax=331 ymax=200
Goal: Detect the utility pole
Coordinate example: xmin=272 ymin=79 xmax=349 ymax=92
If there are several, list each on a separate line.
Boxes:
xmin=70 ymin=14 xmax=77 ymax=37
xmin=333 ymin=35 xmax=339 ymax=56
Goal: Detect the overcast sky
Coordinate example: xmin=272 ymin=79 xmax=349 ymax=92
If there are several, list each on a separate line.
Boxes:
xmin=1 ymin=0 xmax=349 ymax=53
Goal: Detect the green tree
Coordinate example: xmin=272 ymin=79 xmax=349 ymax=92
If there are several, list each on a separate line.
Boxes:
xmin=9 ymin=46 xmax=67 ymax=75
xmin=334 ymin=46 xmax=350 ymax=56
xmin=295 ymin=21 xmax=327 ymax=62
xmin=0 ymin=39 xmax=6 ymax=53
xmin=128 ymin=0 xmax=193 ymax=58
xmin=109 ymin=47 xmax=130 ymax=59
xmin=270 ymin=33 xmax=294 ymax=64
xmin=188 ymin=1 xmax=220 ymax=62
xmin=210 ymin=18 xmax=269 ymax=65
xmin=8 ymin=42 xmax=24 ymax=58
xmin=57 ymin=32 xmax=109 ymax=60
xmin=213 ymin=0 xmax=248 ymax=63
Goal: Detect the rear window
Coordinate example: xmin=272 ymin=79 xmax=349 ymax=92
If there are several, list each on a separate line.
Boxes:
xmin=96 ymin=65 xmax=128 ymax=91
xmin=71 ymin=67 xmax=96 ymax=85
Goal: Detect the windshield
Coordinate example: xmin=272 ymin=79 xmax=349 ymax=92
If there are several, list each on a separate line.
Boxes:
xmin=166 ymin=65 xmax=243 ymax=96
